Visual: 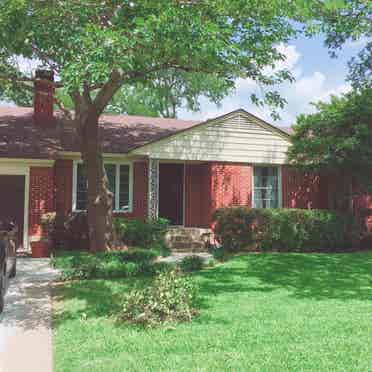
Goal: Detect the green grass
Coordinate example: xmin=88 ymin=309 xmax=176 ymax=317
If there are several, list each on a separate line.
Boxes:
xmin=53 ymin=252 xmax=372 ymax=372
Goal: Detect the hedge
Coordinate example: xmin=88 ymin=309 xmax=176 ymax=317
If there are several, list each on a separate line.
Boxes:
xmin=212 ymin=208 xmax=360 ymax=252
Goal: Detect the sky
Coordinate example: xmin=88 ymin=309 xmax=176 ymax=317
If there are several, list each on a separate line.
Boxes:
xmin=178 ymin=35 xmax=368 ymax=127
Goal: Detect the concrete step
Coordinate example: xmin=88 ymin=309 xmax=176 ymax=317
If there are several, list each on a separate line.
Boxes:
xmin=165 ymin=227 xmax=212 ymax=253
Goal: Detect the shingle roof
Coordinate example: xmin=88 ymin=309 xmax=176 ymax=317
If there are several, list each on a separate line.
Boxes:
xmin=0 ymin=107 xmax=199 ymax=159
xmin=0 ymin=106 xmax=293 ymax=159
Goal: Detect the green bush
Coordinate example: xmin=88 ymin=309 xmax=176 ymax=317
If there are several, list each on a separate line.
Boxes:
xmin=52 ymin=248 xmax=159 ymax=281
xmin=179 ymin=255 xmax=204 ymax=272
xmin=210 ymin=247 xmax=229 ymax=261
xmin=106 ymin=249 xmax=158 ymax=264
xmin=119 ymin=269 xmax=198 ymax=327
xmin=60 ymin=212 xmax=90 ymax=250
xmin=114 ymin=218 xmax=169 ymax=248
xmin=213 ymin=207 xmax=359 ymax=252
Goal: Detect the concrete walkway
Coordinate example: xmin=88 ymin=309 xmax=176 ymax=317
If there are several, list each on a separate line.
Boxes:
xmin=158 ymin=251 xmax=213 ymax=264
xmin=0 ymin=258 xmax=58 ymax=372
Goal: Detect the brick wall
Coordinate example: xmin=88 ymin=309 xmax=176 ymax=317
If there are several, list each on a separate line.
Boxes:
xmin=29 ymin=166 xmax=55 ymax=238
xmin=54 ymin=159 xmax=73 ymax=217
xmin=209 ymin=162 xmax=252 ymax=223
xmin=281 ymin=166 xmax=327 ymax=209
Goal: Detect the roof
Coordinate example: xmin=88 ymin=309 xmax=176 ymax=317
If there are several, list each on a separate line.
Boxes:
xmin=0 ymin=106 xmax=291 ymax=160
xmin=0 ymin=107 xmax=198 ymax=159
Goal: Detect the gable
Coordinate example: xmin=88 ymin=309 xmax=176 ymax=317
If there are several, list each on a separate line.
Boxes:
xmin=132 ymin=110 xmax=291 ymax=164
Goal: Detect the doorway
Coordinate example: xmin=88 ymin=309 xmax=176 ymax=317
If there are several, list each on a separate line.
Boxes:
xmin=159 ymin=163 xmax=184 ymax=225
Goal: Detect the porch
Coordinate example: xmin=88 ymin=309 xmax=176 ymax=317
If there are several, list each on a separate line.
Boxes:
xmin=147 ymin=160 xmax=253 ymax=228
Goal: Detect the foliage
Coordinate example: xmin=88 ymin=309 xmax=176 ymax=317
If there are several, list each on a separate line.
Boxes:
xmin=40 ymin=212 xmax=56 ymax=241
xmin=210 ymin=247 xmax=229 ymax=262
xmin=288 ymin=88 xmax=372 ymax=210
xmin=119 ymin=269 xmax=198 ymax=327
xmin=0 ymin=0 xmax=307 ymax=112
xmin=51 ymin=249 xmax=159 ymax=281
xmin=179 ymin=255 xmax=205 ymax=272
xmin=114 ymin=218 xmax=169 ymax=248
xmin=106 ymin=69 xmax=233 ymax=118
xmin=54 ymin=253 xmax=372 ymax=371
xmin=309 ymin=0 xmax=371 ymax=89
xmin=213 ymin=207 xmax=359 ymax=252
xmin=62 ymin=212 xmax=90 ymax=251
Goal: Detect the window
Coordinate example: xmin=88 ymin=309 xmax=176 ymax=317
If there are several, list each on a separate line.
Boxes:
xmin=253 ymin=166 xmax=280 ymax=208
xmin=74 ymin=162 xmax=132 ymax=212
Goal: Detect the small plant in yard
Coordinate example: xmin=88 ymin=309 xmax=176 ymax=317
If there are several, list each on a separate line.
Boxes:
xmin=119 ymin=269 xmax=199 ymax=327
xmin=179 ymin=255 xmax=204 ymax=272
xmin=114 ymin=218 xmax=169 ymax=248
xmin=211 ymin=247 xmax=229 ymax=262
xmin=52 ymin=249 xmax=159 ymax=281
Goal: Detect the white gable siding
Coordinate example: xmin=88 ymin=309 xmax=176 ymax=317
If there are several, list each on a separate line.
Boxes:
xmin=132 ymin=112 xmax=291 ymax=164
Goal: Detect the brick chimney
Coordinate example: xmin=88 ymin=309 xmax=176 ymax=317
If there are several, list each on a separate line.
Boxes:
xmin=34 ymin=70 xmax=55 ymax=127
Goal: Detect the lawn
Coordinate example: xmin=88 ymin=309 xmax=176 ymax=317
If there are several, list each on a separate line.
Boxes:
xmin=53 ymin=252 xmax=372 ymax=372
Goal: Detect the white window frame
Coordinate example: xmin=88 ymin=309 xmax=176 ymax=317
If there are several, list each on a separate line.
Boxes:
xmin=252 ymin=165 xmax=282 ymax=208
xmin=72 ymin=160 xmax=133 ymax=213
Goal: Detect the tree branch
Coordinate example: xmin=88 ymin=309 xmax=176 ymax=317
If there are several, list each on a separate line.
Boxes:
xmin=0 ymin=73 xmax=63 ymax=88
xmin=53 ymin=96 xmax=73 ymax=120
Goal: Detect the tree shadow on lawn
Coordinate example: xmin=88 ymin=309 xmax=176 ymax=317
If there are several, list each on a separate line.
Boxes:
xmin=197 ymin=252 xmax=372 ymax=302
xmin=52 ymin=277 xmax=147 ymax=329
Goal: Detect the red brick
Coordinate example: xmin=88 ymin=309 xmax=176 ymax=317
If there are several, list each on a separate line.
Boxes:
xmin=54 ymin=159 xmax=73 ymax=217
xmin=29 ymin=167 xmax=55 ymax=237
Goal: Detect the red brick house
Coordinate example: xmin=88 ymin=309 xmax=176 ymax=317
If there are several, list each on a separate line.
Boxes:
xmin=0 ymin=80 xmax=371 ymax=250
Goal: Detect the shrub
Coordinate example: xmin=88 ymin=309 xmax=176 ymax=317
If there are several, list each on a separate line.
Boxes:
xmin=61 ymin=212 xmax=90 ymax=250
xmin=52 ymin=248 xmax=159 ymax=281
xmin=179 ymin=255 xmax=204 ymax=272
xmin=213 ymin=207 xmax=360 ymax=252
xmin=106 ymin=248 xmax=158 ymax=264
xmin=41 ymin=212 xmax=56 ymax=238
xmin=210 ymin=247 xmax=229 ymax=261
xmin=114 ymin=218 xmax=169 ymax=248
xmin=213 ymin=208 xmax=257 ymax=252
xmin=119 ymin=269 xmax=198 ymax=327
xmin=359 ymin=232 xmax=372 ymax=250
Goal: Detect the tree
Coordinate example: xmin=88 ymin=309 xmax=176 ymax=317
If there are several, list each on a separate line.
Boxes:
xmin=309 ymin=0 xmax=371 ymax=88
xmin=288 ymin=88 xmax=372 ymax=212
xmin=107 ymin=69 xmax=233 ymax=118
xmin=3 ymin=0 xmax=362 ymax=251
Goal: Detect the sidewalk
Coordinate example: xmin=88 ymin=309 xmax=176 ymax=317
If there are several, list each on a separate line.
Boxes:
xmin=0 ymin=258 xmax=58 ymax=372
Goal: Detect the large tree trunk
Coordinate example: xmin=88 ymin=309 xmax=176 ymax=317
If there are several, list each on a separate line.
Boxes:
xmin=79 ymin=109 xmax=115 ymax=251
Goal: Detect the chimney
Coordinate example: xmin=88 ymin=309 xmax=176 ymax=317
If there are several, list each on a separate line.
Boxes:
xmin=34 ymin=69 xmax=55 ymax=127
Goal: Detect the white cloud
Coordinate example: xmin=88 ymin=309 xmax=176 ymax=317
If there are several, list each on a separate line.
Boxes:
xmin=344 ymin=36 xmax=370 ymax=49
xmin=179 ymin=44 xmax=351 ymax=126
xmin=272 ymin=43 xmax=301 ymax=74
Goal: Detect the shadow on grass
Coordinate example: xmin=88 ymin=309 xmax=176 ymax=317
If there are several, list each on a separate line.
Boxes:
xmin=52 ymin=278 xmax=146 ymax=329
xmin=197 ymin=252 xmax=372 ymax=301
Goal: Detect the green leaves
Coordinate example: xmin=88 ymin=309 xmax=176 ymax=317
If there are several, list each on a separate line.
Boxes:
xmin=0 ymin=0 xmax=313 ymax=110
xmin=289 ymin=88 xmax=372 ymax=189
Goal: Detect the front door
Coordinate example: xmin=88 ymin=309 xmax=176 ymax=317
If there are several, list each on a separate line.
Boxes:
xmin=0 ymin=175 xmax=25 ymax=249
xmin=159 ymin=164 xmax=184 ymax=225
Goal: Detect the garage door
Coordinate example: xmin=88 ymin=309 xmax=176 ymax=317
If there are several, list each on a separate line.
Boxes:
xmin=0 ymin=175 xmax=25 ymax=249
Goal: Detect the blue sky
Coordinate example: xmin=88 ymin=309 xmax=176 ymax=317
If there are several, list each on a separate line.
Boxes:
xmin=179 ymin=35 xmax=368 ymax=126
